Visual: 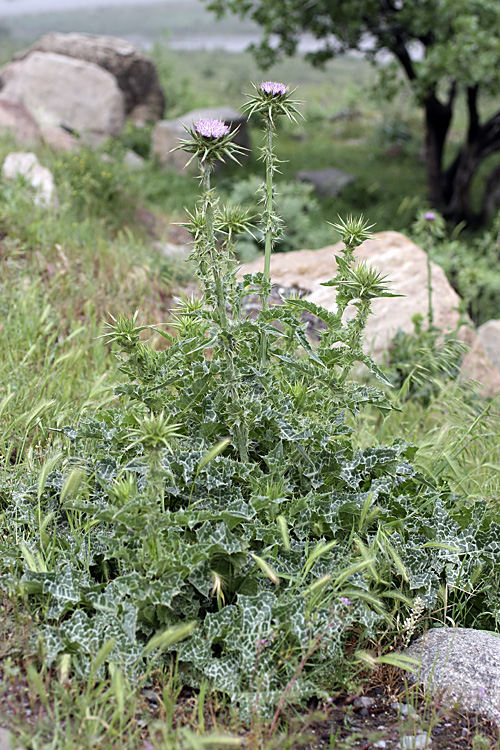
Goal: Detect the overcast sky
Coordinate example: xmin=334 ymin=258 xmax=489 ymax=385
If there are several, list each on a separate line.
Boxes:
xmin=0 ymin=0 xmax=171 ymax=16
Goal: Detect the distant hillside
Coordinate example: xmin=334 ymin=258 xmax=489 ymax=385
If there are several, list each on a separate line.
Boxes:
xmin=0 ymin=0 xmax=259 ymax=49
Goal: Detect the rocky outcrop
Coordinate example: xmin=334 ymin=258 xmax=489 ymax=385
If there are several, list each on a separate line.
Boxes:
xmin=11 ymin=32 xmax=165 ymax=123
xmin=0 ymin=52 xmax=125 ymax=141
xmin=403 ymin=628 xmax=500 ymax=727
xmin=152 ymin=106 xmax=249 ymax=172
xmin=238 ymin=231 xmax=500 ymax=396
xmin=2 ymin=152 xmax=57 ymax=207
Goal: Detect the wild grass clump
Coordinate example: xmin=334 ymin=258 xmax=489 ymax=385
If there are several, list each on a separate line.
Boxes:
xmin=0 ymin=141 xmax=195 ymax=467
xmin=2 ymin=83 xmax=500 ymax=731
xmin=411 ymin=209 xmax=500 ymax=326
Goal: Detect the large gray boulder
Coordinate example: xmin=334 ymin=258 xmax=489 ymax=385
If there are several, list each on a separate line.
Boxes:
xmin=477 ymin=320 xmax=500 ymax=372
xmin=152 ymin=106 xmax=249 ymax=172
xmin=403 ymin=628 xmax=500 ymax=727
xmin=10 ymin=33 xmax=165 ymax=123
xmin=0 ymin=52 xmax=125 ymax=141
xmin=0 ymin=95 xmax=41 ymax=147
xmin=238 ymin=231 xmax=500 ymax=396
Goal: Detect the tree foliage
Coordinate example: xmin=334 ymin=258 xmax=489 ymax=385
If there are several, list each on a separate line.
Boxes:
xmin=207 ymin=0 xmax=500 ymax=225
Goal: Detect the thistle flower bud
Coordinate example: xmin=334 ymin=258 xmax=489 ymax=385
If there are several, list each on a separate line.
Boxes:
xmin=175 ymin=118 xmax=245 ymax=166
xmin=259 ymin=81 xmax=290 ymax=97
xmin=242 ymin=81 xmax=301 ymax=123
xmin=194 ymin=118 xmax=230 ymax=139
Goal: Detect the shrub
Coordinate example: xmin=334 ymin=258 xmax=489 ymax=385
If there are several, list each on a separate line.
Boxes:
xmin=52 ymin=148 xmax=134 ymax=227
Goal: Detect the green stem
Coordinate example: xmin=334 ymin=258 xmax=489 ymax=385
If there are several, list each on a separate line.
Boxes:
xmin=202 ymin=160 xmax=228 ymax=330
xmin=426 ymin=249 xmax=434 ymax=327
xmin=201 ymin=160 xmax=248 ymax=463
xmin=260 ymin=120 xmax=274 ymax=369
xmin=263 ymin=122 xmax=274 ymax=313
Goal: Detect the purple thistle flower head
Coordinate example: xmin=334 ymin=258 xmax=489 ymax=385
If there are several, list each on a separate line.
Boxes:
xmin=425 ymin=211 xmax=436 ymax=221
xmin=339 ymin=597 xmax=352 ymax=607
xmin=260 ymin=81 xmax=289 ymax=97
xmin=194 ymin=118 xmax=230 ymax=139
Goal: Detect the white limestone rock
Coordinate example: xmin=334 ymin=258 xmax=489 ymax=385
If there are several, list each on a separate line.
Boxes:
xmin=238 ymin=231 xmax=500 ymax=396
xmin=0 ymin=52 xmax=125 ymax=140
xmin=2 ymin=151 xmax=57 ymax=207
xmin=403 ymin=628 xmax=500 ymax=727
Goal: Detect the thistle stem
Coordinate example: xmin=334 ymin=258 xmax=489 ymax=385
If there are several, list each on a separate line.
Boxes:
xmin=263 ymin=122 xmax=274 ymax=313
xmin=201 ymin=160 xmax=248 ymax=463
xmin=426 ymin=251 xmax=434 ymax=327
xmin=260 ymin=119 xmax=275 ymax=368
xmin=202 ymin=160 xmax=228 ymax=330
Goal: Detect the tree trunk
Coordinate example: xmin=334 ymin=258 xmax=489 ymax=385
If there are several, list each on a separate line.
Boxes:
xmin=424 ymin=94 xmax=454 ymax=211
xmin=425 ymin=93 xmax=500 ymax=225
xmin=441 ymin=144 xmax=481 ymax=226
xmin=482 ymin=163 xmax=500 ymax=222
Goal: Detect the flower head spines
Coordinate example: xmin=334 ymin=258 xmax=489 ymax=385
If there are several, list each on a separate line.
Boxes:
xmin=194 ymin=118 xmax=231 ymax=139
xmin=175 ymin=118 xmax=245 ymax=166
xmin=260 ymin=81 xmax=289 ymax=97
xmin=242 ymin=81 xmax=302 ymax=124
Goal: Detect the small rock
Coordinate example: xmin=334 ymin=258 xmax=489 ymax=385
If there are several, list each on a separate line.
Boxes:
xmin=373 ymin=741 xmax=388 ymax=749
xmin=153 ymin=241 xmax=191 ymax=261
xmin=296 ymin=167 xmax=355 ymax=198
xmin=399 ymin=733 xmax=432 ymax=750
xmin=391 ymin=702 xmax=418 ymax=718
xmin=403 ymin=628 xmax=500 ymax=727
xmin=2 ymin=151 xmax=57 ymax=206
xmin=123 ymin=149 xmax=145 ymax=169
xmin=0 ymin=728 xmax=12 ymax=750
xmin=354 ymin=695 xmax=376 ymax=708
xmin=133 ymin=207 xmax=167 ymax=238
xmin=140 ymin=688 xmax=159 ymax=707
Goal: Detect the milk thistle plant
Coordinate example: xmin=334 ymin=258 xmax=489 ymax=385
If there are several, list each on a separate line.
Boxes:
xmin=242 ymin=82 xmax=301 ymax=365
xmin=11 ymin=82 xmax=500 ymax=721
